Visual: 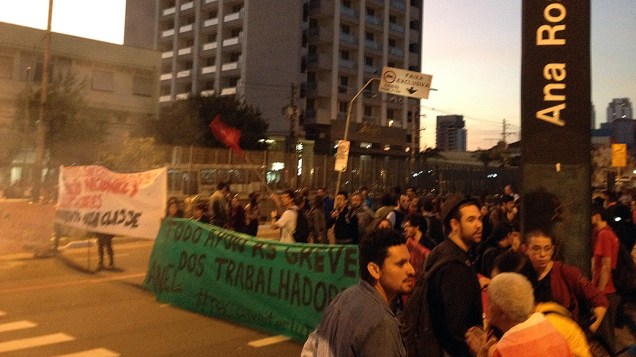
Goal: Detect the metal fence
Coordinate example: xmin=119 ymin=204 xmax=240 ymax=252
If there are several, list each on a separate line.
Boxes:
xmin=158 ymin=145 xmax=520 ymax=199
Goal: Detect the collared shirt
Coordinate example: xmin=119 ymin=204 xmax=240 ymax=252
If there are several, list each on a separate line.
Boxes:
xmin=302 ymin=280 xmax=407 ymax=357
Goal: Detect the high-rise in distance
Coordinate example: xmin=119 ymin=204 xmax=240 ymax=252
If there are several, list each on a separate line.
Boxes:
xmin=124 ymin=0 xmax=423 ymax=156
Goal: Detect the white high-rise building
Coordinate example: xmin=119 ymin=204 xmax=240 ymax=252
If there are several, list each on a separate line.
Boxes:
xmin=125 ymin=0 xmax=424 ymax=155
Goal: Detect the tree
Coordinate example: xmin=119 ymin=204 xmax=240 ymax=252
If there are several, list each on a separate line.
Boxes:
xmin=146 ymin=94 xmax=269 ymax=150
xmin=474 ymin=149 xmax=495 ymax=170
xmin=12 ymin=71 xmax=108 ymax=169
xmin=99 ymin=137 xmax=166 ymax=173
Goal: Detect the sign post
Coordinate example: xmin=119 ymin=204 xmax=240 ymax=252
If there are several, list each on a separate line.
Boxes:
xmin=521 ymin=1 xmax=591 ymax=271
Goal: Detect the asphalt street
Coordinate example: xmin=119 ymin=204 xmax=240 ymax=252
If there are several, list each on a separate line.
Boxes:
xmin=0 ymin=238 xmax=304 ymax=356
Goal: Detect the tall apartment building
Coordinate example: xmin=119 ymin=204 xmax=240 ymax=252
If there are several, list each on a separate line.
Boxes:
xmin=436 ymin=115 xmax=467 ymax=152
xmin=606 ymin=97 xmax=633 ymax=122
xmin=124 ymin=0 xmax=423 ymax=156
xmin=0 ymin=22 xmax=160 ymax=186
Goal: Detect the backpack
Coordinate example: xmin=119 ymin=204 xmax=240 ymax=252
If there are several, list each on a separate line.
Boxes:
xmin=612 ymin=243 xmax=636 ymax=298
xmin=401 ymin=255 xmax=462 ymax=357
xmin=291 ymin=207 xmax=311 ymax=243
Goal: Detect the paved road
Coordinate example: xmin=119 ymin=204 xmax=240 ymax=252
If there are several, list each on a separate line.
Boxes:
xmin=0 ymin=239 xmax=304 ymax=356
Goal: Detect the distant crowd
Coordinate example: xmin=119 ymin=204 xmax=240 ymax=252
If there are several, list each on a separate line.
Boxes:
xmin=165 ymin=182 xmax=636 ymax=356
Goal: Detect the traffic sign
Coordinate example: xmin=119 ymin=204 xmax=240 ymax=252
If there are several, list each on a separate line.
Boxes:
xmin=334 ymin=140 xmax=350 ymax=172
xmin=379 ymin=66 xmax=433 ymax=99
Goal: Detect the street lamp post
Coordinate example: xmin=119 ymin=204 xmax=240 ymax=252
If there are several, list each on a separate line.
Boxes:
xmin=335 ymin=77 xmax=379 ymax=194
xmin=32 ymin=0 xmax=54 ymax=203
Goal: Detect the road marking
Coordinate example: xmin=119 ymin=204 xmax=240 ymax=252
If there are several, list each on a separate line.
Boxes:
xmin=0 ymin=332 xmax=75 ymax=353
xmin=0 ymin=320 xmax=37 ymax=332
xmin=0 ymin=272 xmax=147 ymax=295
xmin=54 ymin=347 xmax=121 ymax=357
xmin=247 ymin=335 xmax=292 ymax=347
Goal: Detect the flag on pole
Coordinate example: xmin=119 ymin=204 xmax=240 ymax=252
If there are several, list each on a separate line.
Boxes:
xmin=208 ymin=114 xmax=244 ymax=156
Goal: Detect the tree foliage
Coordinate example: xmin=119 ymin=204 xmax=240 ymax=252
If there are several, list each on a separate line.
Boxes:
xmin=99 ymin=137 xmax=166 ymax=173
xmin=12 ymin=72 xmax=108 ymax=168
xmin=148 ymin=94 xmax=269 ymax=150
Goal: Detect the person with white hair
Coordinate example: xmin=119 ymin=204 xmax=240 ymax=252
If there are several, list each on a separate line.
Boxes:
xmin=466 ymin=273 xmax=572 ymax=357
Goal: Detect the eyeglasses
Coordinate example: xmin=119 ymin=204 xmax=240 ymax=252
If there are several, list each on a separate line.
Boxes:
xmin=529 ymin=245 xmax=554 ymax=255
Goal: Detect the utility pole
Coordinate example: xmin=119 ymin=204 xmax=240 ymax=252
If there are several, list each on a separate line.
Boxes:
xmin=287 ymin=83 xmax=299 ymax=188
xmin=32 ymin=0 xmax=54 ymax=203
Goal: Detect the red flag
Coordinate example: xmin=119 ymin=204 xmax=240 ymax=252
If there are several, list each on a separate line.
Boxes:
xmin=208 ymin=115 xmax=244 ymax=156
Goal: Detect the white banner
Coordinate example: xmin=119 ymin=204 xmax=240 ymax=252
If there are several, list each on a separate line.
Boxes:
xmin=55 ymin=165 xmax=167 ymax=239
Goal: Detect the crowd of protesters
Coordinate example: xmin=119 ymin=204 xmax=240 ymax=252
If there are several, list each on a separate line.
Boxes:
xmin=165 ymin=182 xmax=636 ymax=356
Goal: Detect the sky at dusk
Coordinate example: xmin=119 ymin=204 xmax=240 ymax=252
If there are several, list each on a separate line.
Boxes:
xmin=1 ymin=0 xmax=634 ymax=151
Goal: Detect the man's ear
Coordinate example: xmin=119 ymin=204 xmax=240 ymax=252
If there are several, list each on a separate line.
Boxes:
xmin=367 ymin=262 xmax=381 ymax=281
xmin=449 ymin=217 xmax=460 ymax=232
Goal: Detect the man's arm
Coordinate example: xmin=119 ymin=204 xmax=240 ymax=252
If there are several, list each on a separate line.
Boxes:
xmin=358 ymin=317 xmax=406 ymax=357
xmin=596 ymin=257 xmax=612 ymax=292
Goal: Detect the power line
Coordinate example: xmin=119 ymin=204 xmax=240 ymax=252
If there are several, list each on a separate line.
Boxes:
xmin=421 ymin=105 xmax=520 ymax=128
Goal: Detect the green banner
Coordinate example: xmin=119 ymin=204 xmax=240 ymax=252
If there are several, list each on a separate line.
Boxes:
xmin=143 ymin=218 xmax=359 ymax=341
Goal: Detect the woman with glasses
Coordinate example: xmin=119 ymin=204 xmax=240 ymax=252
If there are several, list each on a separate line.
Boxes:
xmin=520 ymin=229 xmax=609 ymax=335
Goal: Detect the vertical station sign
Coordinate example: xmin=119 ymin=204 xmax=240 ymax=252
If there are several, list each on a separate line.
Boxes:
xmin=521 ymin=1 xmax=591 ymax=269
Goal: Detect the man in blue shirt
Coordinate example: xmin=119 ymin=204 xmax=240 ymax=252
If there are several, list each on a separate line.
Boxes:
xmin=302 ymin=229 xmax=415 ymax=357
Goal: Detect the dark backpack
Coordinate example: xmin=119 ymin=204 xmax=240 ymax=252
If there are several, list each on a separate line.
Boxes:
xmin=612 ymin=243 xmax=636 ymax=298
xmin=291 ymin=207 xmax=310 ymax=243
xmin=401 ymin=255 xmax=462 ymax=357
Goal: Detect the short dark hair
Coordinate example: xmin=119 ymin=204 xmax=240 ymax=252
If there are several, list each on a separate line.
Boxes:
xmin=492 ymin=250 xmax=527 ymax=275
xmin=281 ymin=188 xmax=295 ymax=200
xmin=404 ymin=213 xmax=426 ymax=233
xmin=217 ymin=181 xmax=230 ymax=190
xmin=591 ymin=204 xmax=609 ymax=222
xmin=359 ymin=228 xmax=406 ymax=284
xmin=336 ymin=191 xmax=348 ymax=200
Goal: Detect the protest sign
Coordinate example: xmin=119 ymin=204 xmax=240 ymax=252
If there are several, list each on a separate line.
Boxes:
xmin=55 ymin=165 xmax=167 ymax=239
xmin=143 ymin=219 xmax=359 ymax=341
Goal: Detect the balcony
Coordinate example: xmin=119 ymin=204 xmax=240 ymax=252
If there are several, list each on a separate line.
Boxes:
xmin=178 ymin=47 xmax=192 ymax=56
xmin=160 ymin=95 xmax=171 ymax=102
xmin=341 ymin=6 xmax=357 ymax=19
xmin=365 ymin=40 xmax=382 ymax=51
xmin=221 ymin=62 xmax=239 ymax=71
xmin=223 ymin=36 xmax=240 ymax=47
xmin=201 ymin=89 xmax=215 ymax=96
xmin=339 ymin=59 xmax=355 ymax=70
xmin=176 ymin=92 xmax=189 ymax=100
xmin=221 ymin=87 xmax=237 ymax=95
xmin=307 ymin=27 xmax=333 ymax=43
xmin=389 ymin=46 xmax=404 ymax=57
xmin=162 ymin=7 xmax=176 ymax=16
xmin=390 ymin=22 xmax=405 ymax=34
xmin=391 ymin=0 xmax=406 ymax=11
xmin=201 ymin=65 xmax=217 ymax=75
xmin=160 ymin=73 xmax=173 ymax=81
xmin=224 ymin=9 xmax=243 ymax=25
xmin=177 ymin=70 xmax=191 ymax=78
xmin=340 ymin=32 xmax=357 ymax=47
xmin=202 ymin=41 xmax=217 ymax=51
xmin=204 ymin=0 xmax=218 ymax=4
xmin=180 ymin=1 xmax=194 ymax=11
xmin=204 ymin=18 xmax=219 ymax=28
xmin=161 ymin=29 xmax=175 ymax=38
xmin=179 ymin=24 xmax=193 ymax=34
xmin=366 ymin=15 xmax=383 ymax=27
xmin=162 ymin=51 xmax=173 ymax=59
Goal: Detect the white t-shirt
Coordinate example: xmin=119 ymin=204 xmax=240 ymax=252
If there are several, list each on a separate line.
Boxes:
xmin=276 ymin=207 xmax=297 ymax=243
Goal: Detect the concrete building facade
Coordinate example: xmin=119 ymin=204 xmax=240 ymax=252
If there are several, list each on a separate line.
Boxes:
xmin=606 ymin=97 xmax=633 ymax=122
xmin=125 ymin=0 xmax=423 ymax=156
xmin=0 ymin=22 xmax=161 ymax=186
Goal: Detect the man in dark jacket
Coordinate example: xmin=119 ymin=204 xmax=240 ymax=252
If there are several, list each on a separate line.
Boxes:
xmin=425 ymin=194 xmax=484 ymax=357
xmin=328 ymin=191 xmax=359 ymax=244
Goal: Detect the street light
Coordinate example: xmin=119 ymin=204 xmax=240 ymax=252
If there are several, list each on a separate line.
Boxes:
xmin=335 ymin=77 xmax=380 ymax=194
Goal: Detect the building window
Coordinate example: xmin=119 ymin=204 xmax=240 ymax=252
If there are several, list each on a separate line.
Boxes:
xmin=387 ymin=109 xmax=395 ymax=119
xmin=91 ymin=70 xmax=114 ymax=92
xmin=365 ymin=56 xmax=374 ymax=66
xmin=342 ymin=0 xmax=352 ymax=9
xmin=132 ymin=76 xmax=153 ymax=97
xmin=340 ymin=50 xmax=350 ymax=60
xmin=366 ymin=7 xmax=375 ymax=16
xmin=339 ymin=101 xmax=348 ymax=113
xmin=341 ymin=24 xmax=350 ymax=34
xmin=0 ymin=56 xmax=12 ymax=79
xmin=339 ymin=76 xmax=348 ymax=93
xmin=364 ymin=105 xmax=373 ymax=117
xmin=389 ymin=39 xmax=397 ymax=47
xmin=366 ymin=32 xmax=374 ymax=41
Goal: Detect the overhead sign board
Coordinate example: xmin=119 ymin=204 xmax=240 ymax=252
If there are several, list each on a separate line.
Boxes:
xmin=379 ymin=66 xmax=433 ymax=99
